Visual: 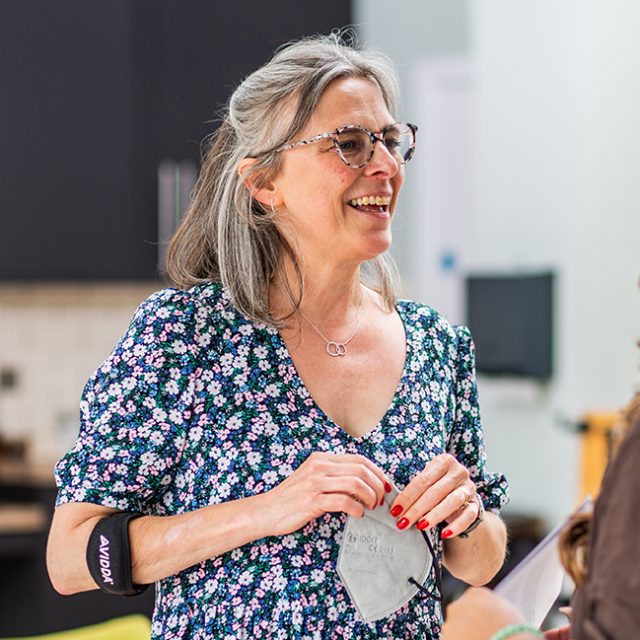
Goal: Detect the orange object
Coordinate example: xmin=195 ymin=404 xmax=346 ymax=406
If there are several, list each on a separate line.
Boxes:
xmin=580 ymin=411 xmax=625 ymax=499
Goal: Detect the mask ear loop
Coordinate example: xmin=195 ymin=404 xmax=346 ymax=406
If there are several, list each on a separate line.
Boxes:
xmin=407 ymin=529 xmax=442 ymax=602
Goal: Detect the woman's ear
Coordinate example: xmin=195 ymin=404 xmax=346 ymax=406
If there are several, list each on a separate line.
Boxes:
xmin=237 ymin=157 xmax=280 ymax=208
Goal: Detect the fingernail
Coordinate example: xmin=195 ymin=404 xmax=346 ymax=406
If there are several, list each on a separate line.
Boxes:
xmin=396 ymin=517 xmax=409 ymax=530
xmin=441 ymin=529 xmax=453 ymax=539
xmin=384 ymin=482 xmax=392 ymax=493
xmin=390 ymin=505 xmax=403 ymax=517
xmin=417 ymin=519 xmax=429 ymax=530
xmin=379 ymin=497 xmax=385 ymax=507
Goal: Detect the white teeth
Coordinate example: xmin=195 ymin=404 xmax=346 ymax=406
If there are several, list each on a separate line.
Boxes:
xmin=348 ymin=195 xmax=392 ymax=207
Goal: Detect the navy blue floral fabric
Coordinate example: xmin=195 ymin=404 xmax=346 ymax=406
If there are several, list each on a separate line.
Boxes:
xmin=55 ymin=283 xmax=509 ymax=639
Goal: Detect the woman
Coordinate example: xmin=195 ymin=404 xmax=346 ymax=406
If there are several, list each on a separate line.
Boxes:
xmin=47 ymin=34 xmax=509 ymax=639
xmin=442 ymin=392 xmax=640 ymax=640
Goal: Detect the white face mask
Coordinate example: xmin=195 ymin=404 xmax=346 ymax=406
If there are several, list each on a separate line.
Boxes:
xmin=336 ymin=485 xmax=442 ymax=623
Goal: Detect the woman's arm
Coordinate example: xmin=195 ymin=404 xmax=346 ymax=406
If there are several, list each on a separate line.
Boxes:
xmin=46 ymin=495 xmax=270 ymax=594
xmin=442 ymin=511 xmax=507 ymax=585
xmin=47 ymin=452 xmax=391 ymax=593
xmin=442 ymin=587 xmax=541 ymax=640
xmin=47 ymin=503 xmax=115 ymax=594
xmin=388 ymin=453 xmax=507 ymax=585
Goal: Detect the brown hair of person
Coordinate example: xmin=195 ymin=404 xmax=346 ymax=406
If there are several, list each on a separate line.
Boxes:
xmin=558 ymin=511 xmax=591 ymax=586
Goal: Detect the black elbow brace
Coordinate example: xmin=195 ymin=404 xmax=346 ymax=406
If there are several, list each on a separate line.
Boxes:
xmin=86 ymin=512 xmax=149 ymax=596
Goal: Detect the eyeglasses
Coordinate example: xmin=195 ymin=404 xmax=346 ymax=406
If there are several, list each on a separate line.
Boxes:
xmin=273 ymin=122 xmax=418 ymax=168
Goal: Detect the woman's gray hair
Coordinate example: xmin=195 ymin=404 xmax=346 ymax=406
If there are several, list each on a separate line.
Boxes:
xmin=166 ymin=31 xmax=403 ymax=327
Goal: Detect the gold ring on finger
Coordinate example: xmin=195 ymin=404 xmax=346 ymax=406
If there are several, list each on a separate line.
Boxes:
xmin=460 ymin=488 xmax=472 ymax=509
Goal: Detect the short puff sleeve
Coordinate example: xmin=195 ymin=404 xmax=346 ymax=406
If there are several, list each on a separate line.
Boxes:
xmin=446 ymin=325 xmax=509 ymax=513
xmin=54 ymin=288 xmax=200 ymax=514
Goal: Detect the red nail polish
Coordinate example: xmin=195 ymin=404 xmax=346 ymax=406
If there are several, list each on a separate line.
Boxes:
xmin=390 ymin=505 xmax=403 ymax=517
xmin=384 ymin=482 xmax=392 ymax=493
xmin=417 ymin=519 xmax=429 ymax=530
xmin=441 ymin=529 xmax=453 ymax=539
xmin=379 ymin=497 xmax=385 ymax=507
xmin=397 ymin=517 xmax=409 ymax=530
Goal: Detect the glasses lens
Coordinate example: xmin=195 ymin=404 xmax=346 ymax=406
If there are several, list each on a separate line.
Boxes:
xmin=334 ymin=127 xmax=371 ymax=166
xmin=383 ymin=124 xmax=415 ymax=163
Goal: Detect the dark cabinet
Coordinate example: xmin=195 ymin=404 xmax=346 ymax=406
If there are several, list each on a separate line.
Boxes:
xmin=0 ymin=1 xmax=351 ymax=281
xmin=0 ymin=2 xmax=151 ymax=280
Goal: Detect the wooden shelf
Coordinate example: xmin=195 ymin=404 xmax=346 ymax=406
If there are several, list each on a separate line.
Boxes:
xmin=0 ymin=503 xmax=48 ymax=534
xmin=0 ymin=460 xmax=56 ymax=488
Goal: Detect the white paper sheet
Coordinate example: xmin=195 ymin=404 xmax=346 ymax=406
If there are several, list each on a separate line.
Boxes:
xmin=494 ymin=497 xmax=593 ymax=628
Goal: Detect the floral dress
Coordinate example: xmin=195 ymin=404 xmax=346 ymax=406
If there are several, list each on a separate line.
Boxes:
xmin=55 ymin=283 xmax=509 ymax=639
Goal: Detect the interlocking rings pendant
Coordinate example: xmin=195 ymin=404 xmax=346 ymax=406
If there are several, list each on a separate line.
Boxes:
xmin=326 ymin=341 xmax=348 ymax=357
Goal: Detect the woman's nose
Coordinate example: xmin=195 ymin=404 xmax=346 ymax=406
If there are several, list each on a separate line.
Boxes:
xmin=365 ymin=138 xmax=400 ymax=176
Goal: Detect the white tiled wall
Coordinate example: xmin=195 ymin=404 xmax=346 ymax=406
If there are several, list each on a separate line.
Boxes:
xmin=0 ymin=283 xmax=159 ymax=465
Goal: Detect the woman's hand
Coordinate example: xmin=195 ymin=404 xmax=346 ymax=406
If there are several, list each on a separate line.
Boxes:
xmin=389 ymin=453 xmax=480 ymax=537
xmin=260 ymin=452 xmax=391 ymax=537
xmin=442 ymin=587 xmax=530 ymax=640
xmin=543 ymin=606 xmax=571 ymax=639
xmin=544 ymin=626 xmax=571 ymax=640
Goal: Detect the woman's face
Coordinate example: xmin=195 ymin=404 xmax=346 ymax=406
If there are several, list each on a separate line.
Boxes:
xmin=272 ymin=76 xmax=404 ymax=267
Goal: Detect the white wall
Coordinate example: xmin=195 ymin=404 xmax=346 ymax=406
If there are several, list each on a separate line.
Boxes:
xmin=0 ymin=284 xmax=157 ymax=466
xmin=356 ymin=0 xmax=640 ymax=527
xmin=354 ymin=0 xmax=470 ymax=278
xmin=471 ymin=0 xmax=640 ymax=525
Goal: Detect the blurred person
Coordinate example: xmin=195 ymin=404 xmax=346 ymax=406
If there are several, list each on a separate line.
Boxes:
xmin=442 ymin=391 xmax=640 ymax=640
xmin=46 ymin=33 xmax=508 ymax=639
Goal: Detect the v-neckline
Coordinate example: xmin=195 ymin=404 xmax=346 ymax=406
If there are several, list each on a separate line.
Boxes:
xmin=273 ymin=301 xmax=413 ymax=443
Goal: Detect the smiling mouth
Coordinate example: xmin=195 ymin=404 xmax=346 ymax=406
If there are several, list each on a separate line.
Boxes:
xmin=347 ymin=195 xmax=392 ymax=213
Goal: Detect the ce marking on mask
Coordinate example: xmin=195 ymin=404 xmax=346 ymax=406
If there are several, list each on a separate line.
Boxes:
xmin=346 ymin=532 xmax=397 ymax=558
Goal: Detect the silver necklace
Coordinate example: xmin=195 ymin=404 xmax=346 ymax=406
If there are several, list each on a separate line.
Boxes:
xmin=299 ymin=291 xmax=364 ymax=357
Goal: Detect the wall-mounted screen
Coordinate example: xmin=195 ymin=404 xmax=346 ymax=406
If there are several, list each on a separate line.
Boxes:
xmin=465 ymin=272 xmax=554 ymax=379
